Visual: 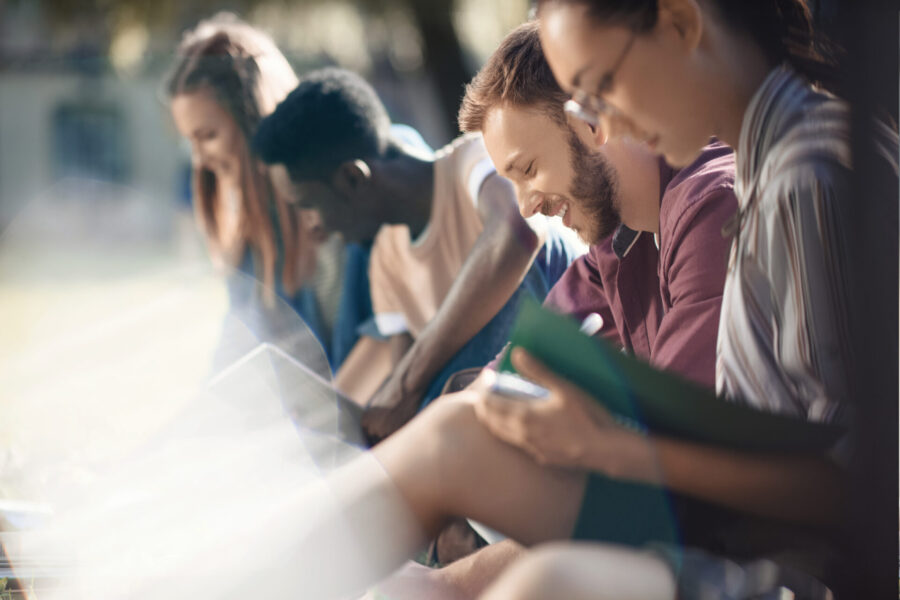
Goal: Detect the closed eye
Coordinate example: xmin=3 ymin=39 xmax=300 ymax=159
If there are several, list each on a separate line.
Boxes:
xmin=524 ymin=160 xmax=536 ymax=177
xmin=195 ymin=129 xmax=217 ymax=142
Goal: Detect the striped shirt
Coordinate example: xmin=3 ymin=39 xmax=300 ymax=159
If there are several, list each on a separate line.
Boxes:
xmin=716 ymin=65 xmax=898 ymax=426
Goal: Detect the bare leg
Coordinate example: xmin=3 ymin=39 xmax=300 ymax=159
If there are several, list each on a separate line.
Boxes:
xmin=372 ymin=392 xmax=586 ymax=544
xmin=437 ymin=539 xmax=525 ymax=598
xmin=480 ymin=542 xmax=677 ymax=600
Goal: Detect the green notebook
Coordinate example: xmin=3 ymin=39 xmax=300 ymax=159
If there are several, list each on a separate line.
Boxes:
xmin=498 ymin=299 xmax=843 ymax=453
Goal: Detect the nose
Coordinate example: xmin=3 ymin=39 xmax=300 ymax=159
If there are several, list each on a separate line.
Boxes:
xmin=190 ymin=141 xmax=211 ymax=170
xmin=516 ymin=184 xmax=542 ymax=218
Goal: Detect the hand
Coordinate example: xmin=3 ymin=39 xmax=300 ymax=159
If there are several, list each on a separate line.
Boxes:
xmin=361 ymin=371 xmax=423 ymax=444
xmin=474 ymin=348 xmax=637 ymax=469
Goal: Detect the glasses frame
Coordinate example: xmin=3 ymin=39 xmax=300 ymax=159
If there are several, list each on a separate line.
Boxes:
xmin=564 ymin=32 xmax=638 ymax=127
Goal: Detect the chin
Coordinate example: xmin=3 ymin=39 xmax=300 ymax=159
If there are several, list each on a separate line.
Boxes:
xmin=661 ymin=140 xmax=707 ymax=168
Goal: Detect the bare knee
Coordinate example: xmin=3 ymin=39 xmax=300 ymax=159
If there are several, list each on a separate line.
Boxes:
xmin=412 ymin=394 xmax=495 ymax=499
xmin=482 ymin=542 xmax=677 ymax=600
xmin=372 ymin=393 xmax=485 ymax=525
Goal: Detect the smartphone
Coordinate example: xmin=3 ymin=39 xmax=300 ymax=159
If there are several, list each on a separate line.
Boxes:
xmin=489 ymin=372 xmax=550 ymax=401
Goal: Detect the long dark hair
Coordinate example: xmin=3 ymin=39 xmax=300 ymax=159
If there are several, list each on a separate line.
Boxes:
xmin=537 ymin=0 xmax=840 ymax=93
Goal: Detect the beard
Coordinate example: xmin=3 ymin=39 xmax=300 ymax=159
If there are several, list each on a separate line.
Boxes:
xmin=566 ymin=129 xmax=621 ymax=245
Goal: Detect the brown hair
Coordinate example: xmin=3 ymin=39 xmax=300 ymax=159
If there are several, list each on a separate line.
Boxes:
xmin=166 ymin=13 xmax=312 ymax=299
xmin=458 ymin=21 xmax=570 ymax=133
xmin=536 ymin=0 xmax=840 ymax=94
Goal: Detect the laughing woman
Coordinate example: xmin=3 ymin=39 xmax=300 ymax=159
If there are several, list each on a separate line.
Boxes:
xmin=167 ymin=14 xmax=376 ymax=373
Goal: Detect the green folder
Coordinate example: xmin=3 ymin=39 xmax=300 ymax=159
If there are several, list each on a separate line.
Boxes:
xmin=498 ymin=299 xmax=844 ymax=453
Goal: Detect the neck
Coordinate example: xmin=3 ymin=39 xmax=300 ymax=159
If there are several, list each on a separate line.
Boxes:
xmin=608 ymin=141 xmax=661 ymax=234
xmin=378 ymin=150 xmax=435 ymax=239
xmin=706 ymin=30 xmax=773 ymax=151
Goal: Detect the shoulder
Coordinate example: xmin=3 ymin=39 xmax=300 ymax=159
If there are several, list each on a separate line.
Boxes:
xmin=661 ymin=142 xmax=738 ymax=244
xmin=437 ymin=133 xmax=487 ymax=158
xmin=438 ymin=134 xmax=498 ymax=206
xmin=664 ymin=142 xmax=736 ymax=214
xmin=757 ymin=91 xmax=886 ymax=207
xmin=437 ymin=134 xmax=490 ymax=175
xmin=370 ymin=226 xmax=409 ymax=272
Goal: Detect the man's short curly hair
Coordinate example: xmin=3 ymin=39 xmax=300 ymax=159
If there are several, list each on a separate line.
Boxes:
xmin=253 ymin=67 xmax=392 ymax=182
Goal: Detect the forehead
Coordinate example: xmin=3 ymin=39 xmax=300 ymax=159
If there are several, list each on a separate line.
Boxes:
xmin=481 ymin=104 xmax=568 ymax=171
xmin=171 ymin=88 xmax=232 ymax=129
xmin=538 ymin=5 xmax=634 ymax=90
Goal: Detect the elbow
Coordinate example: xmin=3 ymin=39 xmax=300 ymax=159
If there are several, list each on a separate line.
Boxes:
xmin=494 ymin=214 xmax=540 ymax=259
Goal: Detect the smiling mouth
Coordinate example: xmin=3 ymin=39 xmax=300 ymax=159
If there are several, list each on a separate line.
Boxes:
xmin=308 ymin=225 xmax=330 ymax=243
xmin=558 ymin=203 xmax=571 ymax=227
xmin=535 ymin=196 xmax=575 ymax=228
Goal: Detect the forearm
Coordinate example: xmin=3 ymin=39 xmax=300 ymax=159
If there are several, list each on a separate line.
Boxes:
xmin=588 ymin=430 xmax=844 ymax=526
xmin=398 ymin=225 xmax=539 ymax=394
xmin=389 ymin=332 xmax=415 ymax=367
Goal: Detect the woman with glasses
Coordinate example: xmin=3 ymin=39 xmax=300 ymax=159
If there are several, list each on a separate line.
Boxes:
xmin=466 ymin=0 xmax=897 ymax=597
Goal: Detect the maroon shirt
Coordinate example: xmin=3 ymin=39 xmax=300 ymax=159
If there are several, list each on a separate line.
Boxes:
xmin=544 ymin=142 xmax=737 ymax=389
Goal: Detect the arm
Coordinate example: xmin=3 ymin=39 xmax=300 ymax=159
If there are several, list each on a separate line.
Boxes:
xmin=399 ymin=173 xmax=541 ymax=389
xmin=650 ymin=188 xmax=735 ymax=388
xmin=363 ymin=174 xmax=542 ymax=439
xmin=588 ymin=420 xmax=843 ymax=526
xmin=389 ymin=332 xmax=415 ymax=367
xmin=475 ymin=349 xmax=844 ymax=527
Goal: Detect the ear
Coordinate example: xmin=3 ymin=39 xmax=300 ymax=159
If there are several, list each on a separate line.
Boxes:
xmin=657 ymin=0 xmax=703 ymax=53
xmin=332 ymin=159 xmax=372 ymax=197
xmin=567 ymin=114 xmax=608 ymax=149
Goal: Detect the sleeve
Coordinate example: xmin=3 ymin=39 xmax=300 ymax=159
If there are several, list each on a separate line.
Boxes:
xmin=467 ymin=158 xmax=498 ymax=209
xmin=650 ymin=188 xmax=735 ymax=389
xmin=758 ymin=171 xmax=855 ymax=419
xmin=368 ymin=235 xmax=410 ymax=337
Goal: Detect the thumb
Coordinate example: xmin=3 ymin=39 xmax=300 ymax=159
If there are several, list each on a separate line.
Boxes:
xmin=510 ymin=348 xmax=569 ymax=391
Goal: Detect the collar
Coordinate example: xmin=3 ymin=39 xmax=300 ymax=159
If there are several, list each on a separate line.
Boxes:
xmin=611 ymin=225 xmax=641 ymax=259
xmin=614 ymin=155 xmax=675 ymax=259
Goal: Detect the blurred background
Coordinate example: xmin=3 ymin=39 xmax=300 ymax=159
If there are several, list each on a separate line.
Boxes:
xmin=0 ymin=0 xmax=531 ymax=231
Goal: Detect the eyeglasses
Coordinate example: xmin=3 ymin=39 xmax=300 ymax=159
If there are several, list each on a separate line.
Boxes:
xmin=563 ymin=32 xmax=637 ymax=127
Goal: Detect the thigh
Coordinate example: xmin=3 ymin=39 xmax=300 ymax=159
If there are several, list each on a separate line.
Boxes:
xmin=481 ymin=542 xmax=676 ymax=600
xmin=373 ymin=393 xmax=587 ymax=545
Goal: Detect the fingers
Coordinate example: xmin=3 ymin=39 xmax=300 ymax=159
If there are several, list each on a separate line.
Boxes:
xmin=467 ymin=368 xmax=497 ymax=393
xmin=510 ymin=349 xmax=579 ymax=400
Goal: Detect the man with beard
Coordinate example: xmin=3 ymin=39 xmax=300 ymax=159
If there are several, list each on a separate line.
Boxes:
xmin=361 ymin=21 xmax=738 ymax=599
xmin=461 ymin=20 xmax=737 ymax=387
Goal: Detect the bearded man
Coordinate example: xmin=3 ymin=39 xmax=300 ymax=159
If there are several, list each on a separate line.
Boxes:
xmin=459 ymin=20 xmax=737 ymax=387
